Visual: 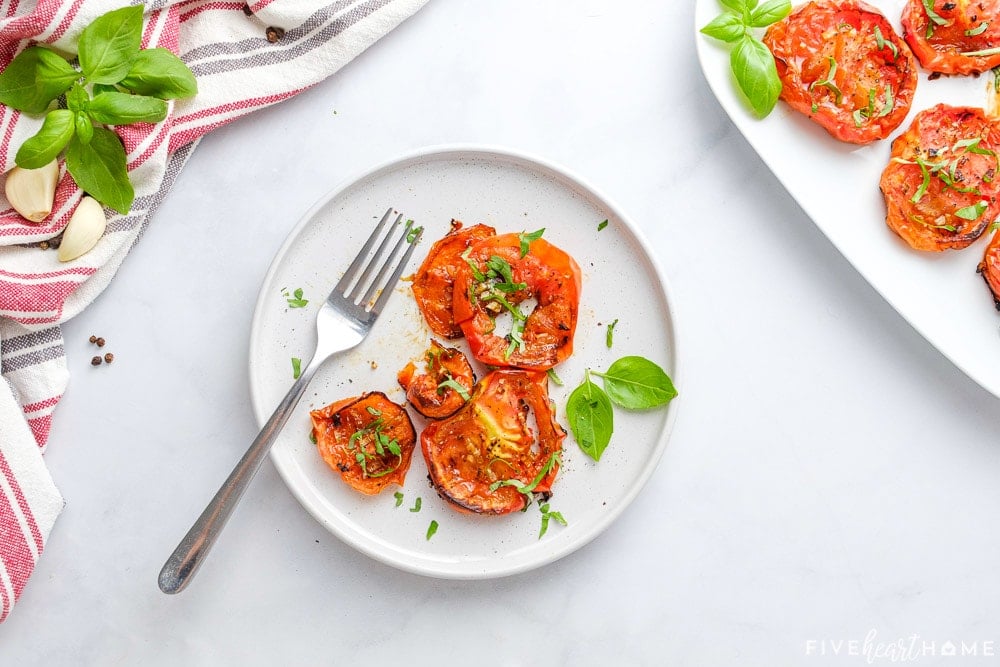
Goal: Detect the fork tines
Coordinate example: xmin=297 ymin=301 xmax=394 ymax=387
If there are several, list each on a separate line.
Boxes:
xmin=337 ymin=208 xmax=423 ymax=314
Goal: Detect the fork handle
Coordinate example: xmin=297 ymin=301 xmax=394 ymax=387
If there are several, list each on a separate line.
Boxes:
xmin=157 ymin=360 xmax=320 ymax=594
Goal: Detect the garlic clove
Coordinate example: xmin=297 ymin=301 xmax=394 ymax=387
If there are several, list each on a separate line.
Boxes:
xmin=4 ymin=160 xmax=60 ymax=222
xmin=58 ymin=196 xmax=107 ymax=262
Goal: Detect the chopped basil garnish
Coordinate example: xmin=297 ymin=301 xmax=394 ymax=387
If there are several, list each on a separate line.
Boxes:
xmin=538 ymin=502 xmax=567 ymax=539
xmin=606 ymin=318 xmax=619 ymax=348
xmin=810 ymin=57 xmax=843 ymax=105
xmin=961 ymin=46 xmax=1000 ymax=57
xmin=284 ymin=287 xmax=308 ymax=308
xmin=876 ymin=85 xmax=894 ymax=118
xmin=518 ymin=228 xmax=545 ymax=257
xmin=406 ymin=222 xmax=424 ymax=244
xmin=347 ymin=411 xmax=402 ymax=478
xmin=921 ymin=0 xmax=950 ymax=39
xmin=966 ymin=21 xmax=990 ymax=37
xmin=955 ymin=200 xmax=989 ymax=220
xmin=597 ymin=219 xmax=609 ymax=231
xmin=873 ymin=25 xmax=899 ymax=60
xmin=393 ymin=491 xmax=404 ymax=508
xmin=437 ymin=377 xmax=471 ymax=401
xmin=895 ymin=138 xmax=996 ymax=213
xmin=426 ymin=520 xmax=439 ymax=540
xmin=409 ymin=496 xmax=422 ymax=512
xmin=489 ymin=452 xmax=561 ymax=499
xmin=463 ymin=250 xmax=532 ymax=360
xmin=291 ymin=357 xmax=302 ymax=379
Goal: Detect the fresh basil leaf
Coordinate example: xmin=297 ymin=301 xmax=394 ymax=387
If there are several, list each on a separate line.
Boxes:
xmin=65 ymin=82 xmax=90 ymax=113
xmin=78 ymin=5 xmax=143 ymax=85
xmin=730 ymin=34 xmax=782 ymax=117
xmin=92 ymin=83 xmax=120 ymax=96
xmin=35 ymin=46 xmax=80 ymax=85
xmin=88 ymin=91 xmax=168 ymax=125
xmin=15 ymin=109 xmax=75 ymax=168
xmin=701 ymin=12 xmax=747 ymax=42
xmin=65 ymin=127 xmax=133 ymax=214
xmin=596 ymin=356 xmax=677 ymax=410
xmin=748 ymin=0 xmax=791 ymax=27
xmin=75 ymin=112 xmax=94 ymax=144
xmin=0 ymin=46 xmax=78 ymax=114
xmin=566 ymin=377 xmax=614 ymax=461
xmin=719 ymin=0 xmax=748 ymax=13
xmin=119 ymin=47 xmax=197 ymax=99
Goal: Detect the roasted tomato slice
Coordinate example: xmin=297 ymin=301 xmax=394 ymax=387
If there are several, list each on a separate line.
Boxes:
xmin=902 ymin=0 xmax=1000 ymax=75
xmin=411 ymin=219 xmax=496 ymax=339
xmin=421 ymin=369 xmax=566 ymax=515
xmin=763 ymin=0 xmax=917 ymax=144
xmin=397 ymin=339 xmax=476 ymax=419
xmin=452 ymin=232 xmax=581 ymax=370
xmin=978 ymin=229 xmax=1000 ymax=308
xmin=310 ymin=392 xmax=416 ymax=495
xmin=879 ymin=104 xmax=1000 ymax=252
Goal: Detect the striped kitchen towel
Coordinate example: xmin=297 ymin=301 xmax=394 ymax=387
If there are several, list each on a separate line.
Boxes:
xmin=0 ymin=0 xmax=429 ymax=622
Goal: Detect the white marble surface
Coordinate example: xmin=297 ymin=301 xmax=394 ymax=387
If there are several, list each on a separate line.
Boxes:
xmin=4 ymin=1 xmax=1000 ymax=664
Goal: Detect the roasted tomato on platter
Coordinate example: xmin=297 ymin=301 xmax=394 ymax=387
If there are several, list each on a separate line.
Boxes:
xmin=420 ymin=369 xmax=566 ymax=515
xmin=411 ymin=219 xmax=496 ymax=339
xmin=879 ymin=104 xmax=1000 ymax=252
xmin=451 ymin=232 xmax=581 ymax=370
xmin=978 ymin=228 xmax=1000 ymax=308
xmin=397 ymin=339 xmax=476 ymax=419
xmin=763 ymin=0 xmax=918 ymax=144
xmin=901 ymin=0 xmax=1000 ymax=75
xmin=310 ymin=392 xmax=416 ymax=495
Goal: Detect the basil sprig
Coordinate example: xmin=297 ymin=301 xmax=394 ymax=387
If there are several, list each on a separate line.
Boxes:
xmin=567 ymin=356 xmax=677 ymax=462
xmin=0 ymin=6 xmax=197 ymax=214
xmin=701 ymin=0 xmax=791 ymax=117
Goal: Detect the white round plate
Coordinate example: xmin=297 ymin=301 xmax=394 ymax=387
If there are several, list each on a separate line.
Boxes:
xmin=248 ymin=145 xmax=681 ymax=579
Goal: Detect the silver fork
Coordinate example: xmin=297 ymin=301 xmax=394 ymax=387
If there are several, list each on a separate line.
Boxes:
xmin=157 ymin=208 xmax=423 ymax=595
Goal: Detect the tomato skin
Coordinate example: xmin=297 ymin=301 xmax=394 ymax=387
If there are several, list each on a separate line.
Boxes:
xmin=420 ymin=369 xmax=565 ymax=515
xmin=452 ymin=233 xmax=581 ymax=370
xmin=397 ymin=339 xmax=475 ymax=419
xmin=902 ymin=0 xmax=1000 ymax=75
xmin=879 ymin=104 xmax=1000 ymax=252
xmin=411 ymin=220 xmax=496 ymax=339
xmin=763 ymin=0 xmax=917 ymax=144
xmin=310 ymin=392 xmax=416 ymax=495
xmin=978 ymin=230 xmax=1000 ymax=308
